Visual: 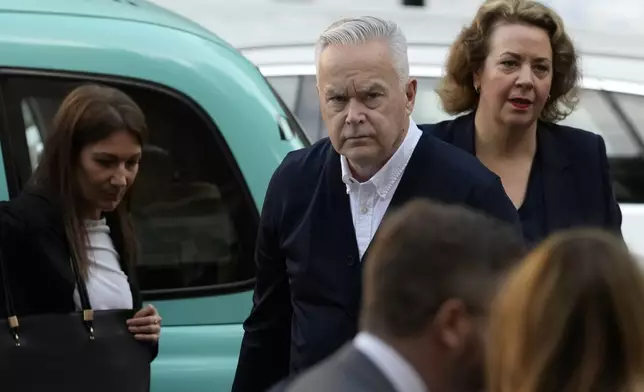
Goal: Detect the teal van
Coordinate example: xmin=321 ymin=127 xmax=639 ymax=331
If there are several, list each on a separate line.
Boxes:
xmin=0 ymin=0 xmax=308 ymax=390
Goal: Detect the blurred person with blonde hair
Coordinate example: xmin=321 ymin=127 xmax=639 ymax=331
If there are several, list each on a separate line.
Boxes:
xmin=420 ymin=0 xmax=621 ymax=245
xmin=488 ymin=229 xmax=644 ymax=392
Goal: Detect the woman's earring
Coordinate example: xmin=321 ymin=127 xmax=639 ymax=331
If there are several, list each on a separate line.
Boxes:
xmin=474 ymin=85 xmax=480 ymax=94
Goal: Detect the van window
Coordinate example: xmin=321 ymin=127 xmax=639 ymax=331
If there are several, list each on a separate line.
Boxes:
xmin=2 ymin=76 xmax=258 ymax=298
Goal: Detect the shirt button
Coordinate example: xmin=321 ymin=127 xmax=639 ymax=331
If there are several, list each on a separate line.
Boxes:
xmin=360 ymin=206 xmax=368 ymax=214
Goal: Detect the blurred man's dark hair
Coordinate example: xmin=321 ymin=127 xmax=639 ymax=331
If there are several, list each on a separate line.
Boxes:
xmin=360 ymin=199 xmax=526 ymax=392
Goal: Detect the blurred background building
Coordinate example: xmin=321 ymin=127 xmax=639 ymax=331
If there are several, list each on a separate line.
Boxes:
xmin=149 ymin=0 xmax=644 ymax=37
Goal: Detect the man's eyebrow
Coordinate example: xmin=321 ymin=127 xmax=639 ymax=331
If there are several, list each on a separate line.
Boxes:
xmin=324 ymin=87 xmax=346 ymax=96
xmin=359 ymin=84 xmax=387 ymax=93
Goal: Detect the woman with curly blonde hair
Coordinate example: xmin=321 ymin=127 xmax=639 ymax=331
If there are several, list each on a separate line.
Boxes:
xmin=420 ymin=0 xmax=621 ymax=245
xmin=487 ymin=229 xmax=644 ymax=392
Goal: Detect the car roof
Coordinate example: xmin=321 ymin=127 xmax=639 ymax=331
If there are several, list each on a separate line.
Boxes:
xmin=0 ymin=0 xmax=230 ymax=48
xmin=243 ymin=43 xmax=644 ymax=95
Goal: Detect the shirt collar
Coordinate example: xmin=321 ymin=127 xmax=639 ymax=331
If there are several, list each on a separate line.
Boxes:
xmin=354 ymin=331 xmax=428 ymax=392
xmin=340 ymin=119 xmax=422 ymax=198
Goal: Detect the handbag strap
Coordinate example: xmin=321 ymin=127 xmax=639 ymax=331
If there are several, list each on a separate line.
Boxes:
xmin=68 ymin=240 xmax=95 ymax=339
xmin=0 ymin=225 xmax=19 ymax=345
xmin=0 ymin=205 xmax=97 ymax=344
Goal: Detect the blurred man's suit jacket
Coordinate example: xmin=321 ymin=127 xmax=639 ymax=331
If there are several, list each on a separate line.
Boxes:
xmin=276 ymin=343 xmax=397 ymax=392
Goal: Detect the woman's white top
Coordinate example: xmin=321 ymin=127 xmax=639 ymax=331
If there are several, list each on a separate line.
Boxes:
xmin=72 ymin=218 xmax=133 ymax=310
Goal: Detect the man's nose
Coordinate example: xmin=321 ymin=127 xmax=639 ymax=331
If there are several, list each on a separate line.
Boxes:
xmin=345 ymin=99 xmax=366 ymax=124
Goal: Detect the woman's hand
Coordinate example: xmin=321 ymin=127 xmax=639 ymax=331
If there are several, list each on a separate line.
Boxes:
xmin=127 ymin=304 xmax=161 ymax=343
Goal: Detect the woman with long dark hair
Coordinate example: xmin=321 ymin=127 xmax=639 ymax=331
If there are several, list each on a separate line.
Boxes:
xmin=0 ymin=83 xmax=160 ymax=344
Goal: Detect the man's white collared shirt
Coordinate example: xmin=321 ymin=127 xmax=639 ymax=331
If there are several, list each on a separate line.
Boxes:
xmin=354 ymin=332 xmax=427 ymax=392
xmin=340 ymin=120 xmax=422 ymax=259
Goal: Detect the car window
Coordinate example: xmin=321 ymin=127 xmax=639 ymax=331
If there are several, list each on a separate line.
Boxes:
xmin=605 ymin=91 xmax=644 ymax=203
xmin=267 ymin=75 xmax=323 ymax=142
xmin=296 ymin=76 xmax=326 ymax=141
xmin=266 ymin=76 xmax=300 ymax=110
xmin=21 ymin=99 xmax=43 ymax=170
xmin=559 ymin=89 xmax=639 ymax=157
xmin=611 ymin=92 xmax=644 ymax=145
xmin=264 ymin=78 xmax=311 ymax=147
xmin=412 ymin=77 xmax=456 ymax=124
xmin=4 ymin=76 xmax=258 ymax=297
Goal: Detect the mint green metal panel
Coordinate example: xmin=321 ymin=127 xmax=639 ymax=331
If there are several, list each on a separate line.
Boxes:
xmin=150 ymin=324 xmax=247 ymax=392
xmin=150 ymin=291 xmax=253 ymax=326
xmin=0 ymin=0 xmax=230 ymax=47
xmin=0 ymin=7 xmax=303 ymax=392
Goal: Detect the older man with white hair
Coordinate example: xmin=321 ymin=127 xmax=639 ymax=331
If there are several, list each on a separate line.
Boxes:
xmin=231 ymin=16 xmax=520 ymax=392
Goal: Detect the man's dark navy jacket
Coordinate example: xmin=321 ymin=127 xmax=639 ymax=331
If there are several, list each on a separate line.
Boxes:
xmin=231 ymin=132 xmax=521 ymax=392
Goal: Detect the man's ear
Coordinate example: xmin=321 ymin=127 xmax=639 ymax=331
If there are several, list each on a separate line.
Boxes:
xmin=405 ymin=78 xmax=418 ymax=116
xmin=433 ymin=298 xmax=475 ymax=352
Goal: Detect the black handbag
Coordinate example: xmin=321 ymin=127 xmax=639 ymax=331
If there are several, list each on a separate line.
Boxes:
xmin=0 ymin=244 xmax=153 ymax=391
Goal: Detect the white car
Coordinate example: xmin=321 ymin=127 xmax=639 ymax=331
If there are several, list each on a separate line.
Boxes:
xmin=240 ymin=36 xmax=644 ymax=256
